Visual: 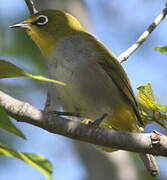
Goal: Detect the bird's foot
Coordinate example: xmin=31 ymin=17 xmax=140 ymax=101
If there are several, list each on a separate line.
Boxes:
xmin=88 ymin=113 xmax=108 ymax=127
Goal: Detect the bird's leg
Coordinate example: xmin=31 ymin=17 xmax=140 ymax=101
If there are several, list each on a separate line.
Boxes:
xmin=89 ymin=113 xmax=108 ymax=127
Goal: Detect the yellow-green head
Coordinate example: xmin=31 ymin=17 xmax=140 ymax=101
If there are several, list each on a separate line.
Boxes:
xmin=10 ymin=10 xmax=86 ymax=58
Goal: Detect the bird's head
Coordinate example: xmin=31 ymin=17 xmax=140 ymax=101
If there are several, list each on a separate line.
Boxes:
xmin=10 ymin=10 xmax=85 ymax=58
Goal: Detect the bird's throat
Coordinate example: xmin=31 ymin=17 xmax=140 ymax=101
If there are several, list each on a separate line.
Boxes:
xmin=27 ymin=29 xmax=55 ymax=60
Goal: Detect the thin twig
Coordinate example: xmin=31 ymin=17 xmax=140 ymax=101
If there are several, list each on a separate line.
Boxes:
xmin=118 ymin=7 xmax=167 ymax=63
xmin=25 ymin=0 xmax=38 ymax=15
xmin=139 ymin=153 xmax=160 ymax=177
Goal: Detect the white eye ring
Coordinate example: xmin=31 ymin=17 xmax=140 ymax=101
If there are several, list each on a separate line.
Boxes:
xmin=36 ymin=15 xmax=48 ymax=26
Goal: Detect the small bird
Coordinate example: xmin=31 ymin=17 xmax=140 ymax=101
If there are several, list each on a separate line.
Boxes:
xmin=10 ymin=9 xmax=159 ymax=176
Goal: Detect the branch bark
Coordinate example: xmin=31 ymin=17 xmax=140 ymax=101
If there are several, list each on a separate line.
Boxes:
xmin=0 ymin=90 xmax=167 ymax=157
xmin=25 ymin=0 xmax=38 ymax=15
xmin=118 ymin=7 xmax=167 ymax=63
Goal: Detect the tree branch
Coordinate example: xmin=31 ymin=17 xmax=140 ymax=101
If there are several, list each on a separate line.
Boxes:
xmin=25 ymin=0 xmax=38 ymax=15
xmin=0 ymin=90 xmax=167 ymax=157
xmin=118 ymin=7 xmax=167 ymax=63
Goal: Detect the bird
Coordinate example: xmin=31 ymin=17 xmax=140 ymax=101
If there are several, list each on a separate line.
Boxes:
xmin=10 ymin=9 xmax=159 ymax=176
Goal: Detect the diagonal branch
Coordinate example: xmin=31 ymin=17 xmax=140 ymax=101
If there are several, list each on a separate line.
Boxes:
xmin=0 ymin=90 xmax=167 ymax=157
xmin=25 ymin=0 xmax=38 ymax=15
xmin=118 ymin=7 xmax=167 ymax=63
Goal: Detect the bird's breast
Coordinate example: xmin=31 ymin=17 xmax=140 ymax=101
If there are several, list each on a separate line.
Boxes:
xmin=47 ymin=50 xmax=122 ymax=120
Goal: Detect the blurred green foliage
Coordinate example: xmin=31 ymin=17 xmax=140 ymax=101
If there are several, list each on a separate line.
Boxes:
xmin=0 ymin=142 xmax=53 ymax=180
xmin=154 ymin=46 xmax=167 ymax=54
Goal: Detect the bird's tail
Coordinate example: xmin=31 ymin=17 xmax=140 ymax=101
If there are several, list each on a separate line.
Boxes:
xmin=139 ymin=153 xmax=160 ymax=177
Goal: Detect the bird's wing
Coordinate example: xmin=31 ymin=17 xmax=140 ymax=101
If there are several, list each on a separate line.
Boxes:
xmin=93 ymin=37 xmax=143 ymax=125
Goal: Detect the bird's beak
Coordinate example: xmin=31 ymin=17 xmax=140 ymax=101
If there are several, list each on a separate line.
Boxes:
xmin=9 ymin=21 xmax=31 ymax=29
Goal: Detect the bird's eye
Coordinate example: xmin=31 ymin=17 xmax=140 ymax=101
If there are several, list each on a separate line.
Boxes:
xmin=34 ymin=15 xmax=48 ymax=26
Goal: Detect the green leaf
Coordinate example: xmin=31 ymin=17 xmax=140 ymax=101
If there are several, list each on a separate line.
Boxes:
xmin=0 ymin=142 xmax=53 ymax=180
xmin=154 ymin=46 xmax=167 ymax=54
xmin=137 ymin=83 xmax=167 ymax=113
xmin=139 ymin=108 xmax=167 ymax=129
xmin=0 ymin=60 xmax=66 ymax=86
xmin=0 ymin=106 xmax=26 ymax=139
